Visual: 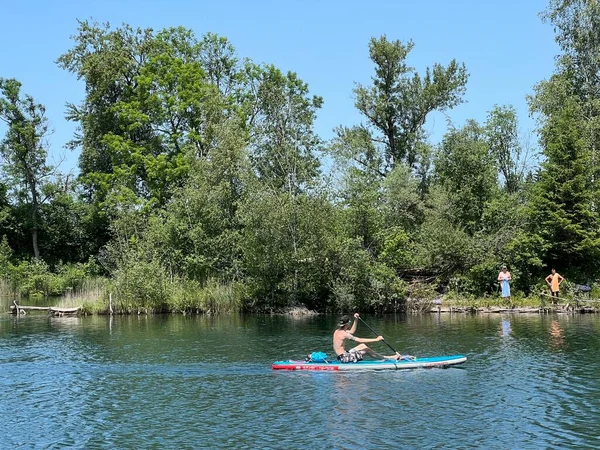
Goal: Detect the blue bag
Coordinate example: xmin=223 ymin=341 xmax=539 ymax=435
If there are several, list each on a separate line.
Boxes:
xmin=305 ymin=351 xmax=329 ymax=362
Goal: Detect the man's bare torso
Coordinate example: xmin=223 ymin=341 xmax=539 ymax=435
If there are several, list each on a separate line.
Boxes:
xmin=333 ymin=329 xmax=354 ymax=356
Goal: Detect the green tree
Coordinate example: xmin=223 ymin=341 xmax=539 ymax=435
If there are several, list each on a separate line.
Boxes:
xmin=57 ymin=21 xmax=159 ymax=255
xmin=198 ymin=32 xmax=245 ymax=99
xmin=530 ymin=97 xmax=600 ymax=276
xmin=534 ymin=0 xmax=600 ymax=202
xmin=39 ymin=189 xmax=95 ymax=265
xmin=382 ymin=163 xmax=424 ymax=232
xmin=354 ymin=35 xmax=468 ymax=171
xmin=0 ymin=78 xmax=58 ymax=259
xmin=57 ymin=20 xmax=157 ymax=199
xmin=249 ymin=65 xmax=322 ymax=191
xmin=434 ymin=120 xmax=498 ymax=234
xmin=327 ymin=131 xmax=414 ymax=310
xmin=527 ymin=0 xmax=600 ymax=278
xmin=239 ymin=65 xmax=324 ymax=307
xmin=58 ymin=22 xmax=248 ymax=261
xmin=542 ymin=0 xmax=600 ymax=103
xmin=485 ymin=105 xmax=525 ymax=194
xmin=239 ymin=186 xmax=337 ymax=310
xmin=339 ymin=166 xmax=383 ymax=254
xmin=413 ymin=186 xmax=472 ymax=278
xmin=147 ymin=118 xmax=250 ymax=283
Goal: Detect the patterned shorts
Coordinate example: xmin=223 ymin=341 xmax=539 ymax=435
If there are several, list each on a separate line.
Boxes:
xmin=337 ymin=349 xmax=363 ymax=363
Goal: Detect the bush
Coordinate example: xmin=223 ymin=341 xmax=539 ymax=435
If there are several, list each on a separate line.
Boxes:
xmin=406 ymin=281 xmax=440 ymax=312
xmin=169 ymin=277 xmax=246 ymax=314
xmin=9 ymin=259 xmax=57 ymax=297
xmin=329 ymin=238 xmax=408 ymax=312
xmin=112 ymin=258 xmax=168 ymax=312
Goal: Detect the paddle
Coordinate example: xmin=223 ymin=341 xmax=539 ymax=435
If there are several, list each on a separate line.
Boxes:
xmin=356 ymin=316 xmax=416 ymax=361
xmin=356 ymin=315 xmax=401 ymax=355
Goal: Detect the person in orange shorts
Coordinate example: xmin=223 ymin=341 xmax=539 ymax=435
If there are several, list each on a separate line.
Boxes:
xmin=545 ymin=268 xmax=565 ymax=302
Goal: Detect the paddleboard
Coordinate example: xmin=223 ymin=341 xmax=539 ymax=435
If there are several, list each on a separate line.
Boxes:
xmin=272 ymin=354 xmax=467 ymax=371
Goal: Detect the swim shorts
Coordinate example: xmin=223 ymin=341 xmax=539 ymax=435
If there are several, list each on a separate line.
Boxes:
xmin=337 ymin=349 xmax=363 ymax=363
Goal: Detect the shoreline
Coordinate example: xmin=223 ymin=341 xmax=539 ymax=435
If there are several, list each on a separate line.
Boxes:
xmin=424 ymin=304 xmax=599 ymax=314
xmin=5 ymin=304 xmax=599 ymax=316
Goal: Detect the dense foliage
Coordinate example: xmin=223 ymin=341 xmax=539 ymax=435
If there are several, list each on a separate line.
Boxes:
xmin=1 ymin=1 xmax=598 ymax=313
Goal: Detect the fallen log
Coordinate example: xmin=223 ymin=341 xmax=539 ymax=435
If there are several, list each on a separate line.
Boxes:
xmin=10 ymin=302 xmax=80 ymax=316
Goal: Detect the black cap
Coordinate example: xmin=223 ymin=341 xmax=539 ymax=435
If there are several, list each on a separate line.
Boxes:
xmin=338 ymin=315 xmax=350 ymax=327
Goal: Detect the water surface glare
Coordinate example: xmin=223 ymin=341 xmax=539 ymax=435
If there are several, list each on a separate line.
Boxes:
xmin=1 ymin=313 xmax=599 ymax=449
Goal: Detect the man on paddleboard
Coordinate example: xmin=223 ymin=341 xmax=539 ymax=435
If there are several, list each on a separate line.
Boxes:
xmin=333 ymin=313 xmax=403 ymax=363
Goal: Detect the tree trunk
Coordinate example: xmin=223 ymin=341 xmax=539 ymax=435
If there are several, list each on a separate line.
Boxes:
xmin=32 ymin=228 xmax=40 ymax=259
xmin=29 ymin=175 xmax=40 ymax=259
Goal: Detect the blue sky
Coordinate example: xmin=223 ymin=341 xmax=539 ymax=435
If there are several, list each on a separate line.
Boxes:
xmin=1 ymin=0 xmax=558 ymax=174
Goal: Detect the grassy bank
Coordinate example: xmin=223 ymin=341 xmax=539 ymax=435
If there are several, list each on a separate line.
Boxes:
xmin=68 ymin=278 xmax=248 ymax=315
xmin=4 ymin=264 xmax=600 ymax=315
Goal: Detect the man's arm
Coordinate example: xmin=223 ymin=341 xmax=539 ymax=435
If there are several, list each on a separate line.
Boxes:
xmin=343 ymin=331 xmax=383 ymax=344
xmin=349 ymin=317 xmax=358 ymax=334
xmin=353 ymin=336 xmax=384 ymax=344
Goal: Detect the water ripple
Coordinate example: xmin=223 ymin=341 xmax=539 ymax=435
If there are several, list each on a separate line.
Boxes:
xmin=2 ymin=314 xmax=600 ymax=448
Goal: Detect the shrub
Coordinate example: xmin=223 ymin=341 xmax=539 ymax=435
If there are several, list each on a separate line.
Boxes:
xmin=112 ymin=258 xmax=168 ymax=312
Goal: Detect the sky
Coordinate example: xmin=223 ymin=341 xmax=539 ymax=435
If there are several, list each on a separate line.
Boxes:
xmin=1 ymin=0 xmax=559 ymax=174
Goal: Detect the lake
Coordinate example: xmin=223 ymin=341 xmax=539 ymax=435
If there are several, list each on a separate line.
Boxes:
xmin=1 ymin=311 xmax=599 ymax=449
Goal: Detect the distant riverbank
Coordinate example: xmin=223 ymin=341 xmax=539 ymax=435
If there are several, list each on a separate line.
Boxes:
xmin=418 ymin=293 xmax=600 ymax=314
xmin=5 ymin=295 xmax=600 ymax=317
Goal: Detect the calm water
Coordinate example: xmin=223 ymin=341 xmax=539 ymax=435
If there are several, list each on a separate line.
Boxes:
xmin=1 ymin=311 xmax=600 ymax=449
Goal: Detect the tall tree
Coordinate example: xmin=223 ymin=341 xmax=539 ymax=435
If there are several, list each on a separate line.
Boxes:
xmin=354 ymin=35 xmax=468 ymax=171
xmin=485 ymin=105 xmax=524 ymax=194
xmin=542 ymin=0 xmax=600 ymax=102
xmin=434 ymin=120 xmax=498 ymax=235
xmin=0 ymin=78 xmax=56 ymax=259
xmin=57 ymin=20 xmax=157 ymax=198
xmin=530 ymin=93 xmax=600 ymax=276
xmin=149 ymin=117 xmax=250 ymax=283
xmin=240 ymin=65 xmax=325 ymax=306
xmin=56 ymin=21 xmax=159 ymax=255
xmin=535 ymin=0 xmax=600 ymax=199
xmin=528 ymin=0 xmax=600 ymax=277
xmin=58 ymin=22 xmax=253 ymax=205
xmin=249 ymin=65 xmax=322 ymax=191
